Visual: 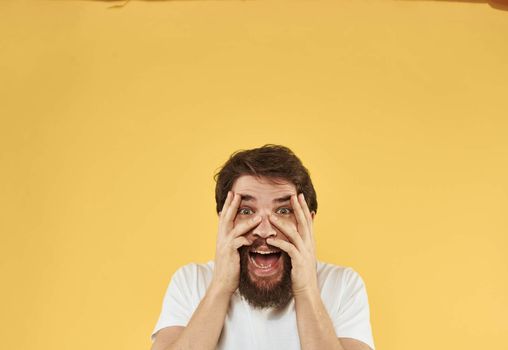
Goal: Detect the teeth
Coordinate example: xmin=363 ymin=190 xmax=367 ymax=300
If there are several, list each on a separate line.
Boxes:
xmin=253 ymin=250 xmax=277 ymax=255
xmin=249 ymin=255 xmax=274 ymax=269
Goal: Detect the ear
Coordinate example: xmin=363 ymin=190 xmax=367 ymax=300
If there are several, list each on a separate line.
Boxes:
xmin=311 ymin=211 xmax=316 ymax=220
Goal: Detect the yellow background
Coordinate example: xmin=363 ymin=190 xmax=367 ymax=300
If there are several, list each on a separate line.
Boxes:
xmin=1 ymin=1 xmax=507 ymax=349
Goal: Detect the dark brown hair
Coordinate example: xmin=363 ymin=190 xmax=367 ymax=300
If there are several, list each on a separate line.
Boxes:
xmin=214 ymin=144 xmax=317 ymax=215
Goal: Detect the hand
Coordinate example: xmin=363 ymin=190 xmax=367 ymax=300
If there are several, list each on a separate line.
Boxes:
xmin=210 ymin=191 xmax=261 ymax=295
xmin=267 ymin=193 xmax=318 ymax=296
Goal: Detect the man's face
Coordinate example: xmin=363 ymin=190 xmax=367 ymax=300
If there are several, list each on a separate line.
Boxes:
xmin=231 ymin=174 xmax=298 ymax=309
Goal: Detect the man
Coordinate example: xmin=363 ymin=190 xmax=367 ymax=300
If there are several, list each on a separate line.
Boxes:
xmin=151 ymin=145 xmax=375 ymax=350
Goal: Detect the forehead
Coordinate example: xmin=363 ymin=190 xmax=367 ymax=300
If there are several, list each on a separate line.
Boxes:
xmin=231 ymin=175 xmax=296 ymax=196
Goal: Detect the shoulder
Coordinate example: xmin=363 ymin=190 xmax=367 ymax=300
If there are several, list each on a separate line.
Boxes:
xmin=168 ymin=261 xmax=215 ymax=297
xmin=172 ymin=261 xmax=214 ymax=279
xmin=317 ymin=262 xmax=375 ymax=349
xmin=317 ymin=261 xmax=367 ymax=297
xmin=317 ymin=261 xmax=363 ymax=283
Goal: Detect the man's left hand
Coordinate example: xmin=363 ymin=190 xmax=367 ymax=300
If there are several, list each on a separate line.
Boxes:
xmin=267 ymin=193 xmax=318 ymax=296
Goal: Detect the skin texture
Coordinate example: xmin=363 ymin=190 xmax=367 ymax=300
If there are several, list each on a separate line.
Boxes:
xmin=151 ymin=175 xmax=372 ymax=350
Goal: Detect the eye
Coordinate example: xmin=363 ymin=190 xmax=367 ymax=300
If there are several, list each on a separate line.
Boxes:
xmin=238 ymin=208 xmax=254 ymax=215
xmin=276 ymin=207 xmax=293 ymax=215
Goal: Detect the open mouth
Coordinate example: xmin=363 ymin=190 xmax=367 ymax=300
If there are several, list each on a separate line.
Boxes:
xmin=248 ymin=250 xmax=282 ymax=270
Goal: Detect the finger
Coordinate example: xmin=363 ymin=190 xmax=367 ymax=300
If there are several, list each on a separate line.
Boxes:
xmin=291 ymin=194 xmax=310 ymax=243
xmin=230 ymin=215 xmax=262 ymax=238
xmin=298 ymin=193 xmax=313 ymax=224
xmin=298 ymin=193 xmax=315 ymax=245
xmin=268 ymin=214 xmax=305 ymax=251
xmin=266 ymin=238 xmax=298 ymax=260
xmin=219 ymin=191 xmax=233 ymax=221
xmin=223 ymin=192 xmax=241 ymax=227
xmin=232 ymin=236 xmax=252 ymax=250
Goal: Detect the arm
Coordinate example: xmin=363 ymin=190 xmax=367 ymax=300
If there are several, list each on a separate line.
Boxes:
xmin=152 ymin=191 xmax=259 ymax=350
xmin=267 ymin=194 xmax=372 ymax=350
xmin=294 ymin=288 xmax=371 ymax=350
xmin=294 ymin=287 xmax=345 ymax=350
xmin=155 ymin=283 xmax=232 ymax=350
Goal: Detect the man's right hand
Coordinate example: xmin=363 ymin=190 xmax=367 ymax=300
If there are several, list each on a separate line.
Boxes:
xmin=210 ymin=191 xmax=261 ymax=295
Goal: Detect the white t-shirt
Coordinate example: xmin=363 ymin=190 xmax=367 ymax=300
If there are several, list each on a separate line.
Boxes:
xmin=151 ymin=260 xmax=375 ymax=350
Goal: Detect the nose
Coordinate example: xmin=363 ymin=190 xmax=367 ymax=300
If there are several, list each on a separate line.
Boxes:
xmin=252 ymin=215 xmax=277 ymax=238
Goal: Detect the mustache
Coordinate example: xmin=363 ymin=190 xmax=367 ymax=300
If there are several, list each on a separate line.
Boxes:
xmin=241 ymin=238 xmax=281 ymax=252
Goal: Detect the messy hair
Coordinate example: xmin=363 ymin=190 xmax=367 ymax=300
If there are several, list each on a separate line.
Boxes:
xmin=214 ymin=144 xmax=317 ymax=215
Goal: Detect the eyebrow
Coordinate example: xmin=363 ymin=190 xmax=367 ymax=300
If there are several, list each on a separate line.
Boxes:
xmin=240 ymin=194 xmax=293 ymax=203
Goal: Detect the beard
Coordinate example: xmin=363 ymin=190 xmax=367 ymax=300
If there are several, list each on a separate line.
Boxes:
xmin=238 ymin=242 xmax=293 ymax=310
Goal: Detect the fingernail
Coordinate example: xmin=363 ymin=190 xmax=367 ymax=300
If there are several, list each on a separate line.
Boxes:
xmin=270 ymin=214 xmax=278 ymax=221
xmin=252 ymin=216 xmax=261 ymax=223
